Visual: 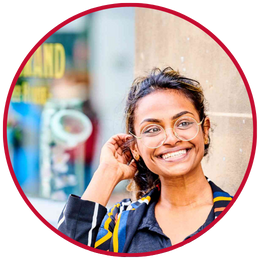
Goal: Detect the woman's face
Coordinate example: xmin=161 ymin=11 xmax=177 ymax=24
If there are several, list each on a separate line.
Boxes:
xmin=132 ymin=89 xmax=210 ymax=179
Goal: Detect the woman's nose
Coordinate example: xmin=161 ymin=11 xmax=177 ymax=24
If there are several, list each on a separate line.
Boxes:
xmin=163 ymin=128 xmax=179 ymax=145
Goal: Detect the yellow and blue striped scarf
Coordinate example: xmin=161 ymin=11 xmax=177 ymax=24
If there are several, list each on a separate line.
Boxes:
xmin=94 ymin=178 xmax=233 ymax=253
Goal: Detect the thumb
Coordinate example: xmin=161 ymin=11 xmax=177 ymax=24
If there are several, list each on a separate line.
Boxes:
xmin=122 ymin=159 xmax=138 ymax=179
xmin=128 ymin=159 xmax=137 ymax=170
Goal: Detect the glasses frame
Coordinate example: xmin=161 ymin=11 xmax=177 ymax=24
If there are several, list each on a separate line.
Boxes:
xmin=129 ymin=116 xmax=204 ymax=149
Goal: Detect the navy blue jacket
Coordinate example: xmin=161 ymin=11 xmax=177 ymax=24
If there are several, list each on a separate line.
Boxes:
xmin=57 ymin=178 xmax=232 ymax=253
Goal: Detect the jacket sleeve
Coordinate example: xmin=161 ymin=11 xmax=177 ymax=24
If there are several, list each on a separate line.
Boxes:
xmin=57 ymin=194 xmax=108 ymax=247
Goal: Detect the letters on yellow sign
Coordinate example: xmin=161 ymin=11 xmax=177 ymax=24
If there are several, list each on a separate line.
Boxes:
xmin=19 ymin=43 xmax=66 ymax=79
xmin=12 ymin=82 xmax=52 ymax=105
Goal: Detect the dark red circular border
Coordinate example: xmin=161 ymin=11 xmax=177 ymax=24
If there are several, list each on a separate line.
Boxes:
xmin=3 ymin=3 xmax=257 ymax=257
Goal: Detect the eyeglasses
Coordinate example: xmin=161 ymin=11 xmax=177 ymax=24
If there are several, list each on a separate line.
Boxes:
xmin=129 ymin=116 xmax=204 ymax=149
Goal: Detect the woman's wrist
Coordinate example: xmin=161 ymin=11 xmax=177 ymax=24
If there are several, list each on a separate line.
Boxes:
xmin=81 ymin=163 xmax=121 ymax=207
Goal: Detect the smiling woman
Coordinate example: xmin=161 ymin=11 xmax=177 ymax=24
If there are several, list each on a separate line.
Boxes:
xmin=125 ymin=68 xmax=211 ymax=199
xmin=57 ymin=67 xmax=232 ymax=254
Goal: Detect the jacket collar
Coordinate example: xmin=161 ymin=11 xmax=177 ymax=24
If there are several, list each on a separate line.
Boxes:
xmin=138 ymin=178 xmax=233 ymax=230
xmin=207 ymin=178 xmax=233 ymax=218
xmin=141 ymin=177 xmax=233 ymax=219
xmin=116 ymin=177 xmax=232 ymax=253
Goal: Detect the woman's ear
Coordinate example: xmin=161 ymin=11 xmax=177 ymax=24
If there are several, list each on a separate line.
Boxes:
xmin=203 ymin=117 xmax=211 ymax=144
xmin=129 ymin=141 xmax=140 ymax=161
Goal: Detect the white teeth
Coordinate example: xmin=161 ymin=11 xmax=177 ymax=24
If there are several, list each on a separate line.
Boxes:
xmin=162 ymin=150 xmax=187 ymax=159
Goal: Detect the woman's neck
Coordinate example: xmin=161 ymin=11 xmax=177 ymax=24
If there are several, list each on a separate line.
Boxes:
xmin=158 ymin=168 xmax=213 ymax=208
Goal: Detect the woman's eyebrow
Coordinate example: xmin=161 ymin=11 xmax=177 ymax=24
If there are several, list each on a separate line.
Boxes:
xmin=172 ymin=111 xmax=194 ymax=120
xmin=139 ymin=111 xmax=194 ymax=126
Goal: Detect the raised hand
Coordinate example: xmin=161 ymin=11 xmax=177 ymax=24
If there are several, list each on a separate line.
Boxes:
xmin=81 ymin=134 xmax=137 ymax=206
xmin=100 ymin=134 xmax=137 ymax=181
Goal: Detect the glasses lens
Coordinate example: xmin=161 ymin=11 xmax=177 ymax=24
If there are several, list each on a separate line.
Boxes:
xmin=174 ymin=117 xmax=199 ymax=141
xmin=141 ymin=124 xmax=166 ymax=148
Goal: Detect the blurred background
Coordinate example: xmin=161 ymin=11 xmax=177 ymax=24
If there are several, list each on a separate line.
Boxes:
xmin=6 ymin=7 xmax=253 ymax=228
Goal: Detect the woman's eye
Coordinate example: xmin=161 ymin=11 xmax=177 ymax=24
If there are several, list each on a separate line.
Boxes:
xmin=177 ymin=121 xmax=193 ymax=128
xmin=180 ymin=122 xmax=189 ymax=126
xmin=143 ymin=126 xmax=161 ymax=134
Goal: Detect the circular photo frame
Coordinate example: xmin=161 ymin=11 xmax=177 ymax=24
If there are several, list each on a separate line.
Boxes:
xmin=3 ymin=3 xmax=257 ymax=257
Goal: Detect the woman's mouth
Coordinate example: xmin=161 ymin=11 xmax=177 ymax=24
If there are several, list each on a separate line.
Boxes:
xmin=157 ymin=148 xmax=191 ymax=162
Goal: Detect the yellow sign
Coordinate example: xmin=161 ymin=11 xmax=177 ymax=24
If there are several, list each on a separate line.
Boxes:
xmin=19 ymin=43 xmax=66 ymax=79
xmin=12 ymin=43 xmax=66 ymax=105
xmin=12 ymin=82 xmax=52 ymax=105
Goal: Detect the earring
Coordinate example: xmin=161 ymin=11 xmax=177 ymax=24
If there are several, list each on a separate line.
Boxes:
xmin=204 ymin=137 xmax=208 ymax=144
xmin=134 ymin=154 xmax=140 ymax=161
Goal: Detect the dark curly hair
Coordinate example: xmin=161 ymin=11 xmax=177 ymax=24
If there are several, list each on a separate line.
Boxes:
xmin=124 ymin=67 xmax=209 ymax=199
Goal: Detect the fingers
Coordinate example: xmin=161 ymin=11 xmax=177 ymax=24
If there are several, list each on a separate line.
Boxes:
xmin=107 ymin=133 xmax=132 ymax=147
xmin=101 ymin=133 xmax=134 ymax=165
xmin=106 ymin=134 xmax=133 ymax=155
xmin=114 ymin=147 xmax=132 ymax=163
